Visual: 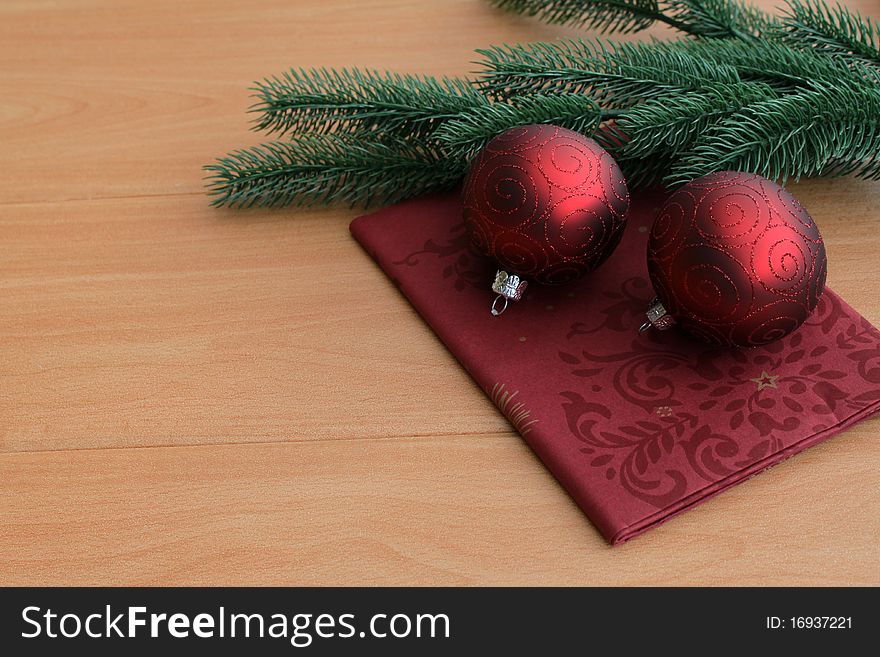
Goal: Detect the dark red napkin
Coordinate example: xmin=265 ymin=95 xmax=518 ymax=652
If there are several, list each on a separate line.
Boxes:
xmin=350 ymin=191 xmax=880 ymax=544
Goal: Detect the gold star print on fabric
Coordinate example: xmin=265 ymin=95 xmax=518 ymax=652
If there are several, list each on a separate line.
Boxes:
xmin=750 ymin=371 xmax=779 ymax=391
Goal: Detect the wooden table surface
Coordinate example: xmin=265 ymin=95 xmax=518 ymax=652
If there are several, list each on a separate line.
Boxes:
xmin=1 ymin=0 xmax=878 ymax=586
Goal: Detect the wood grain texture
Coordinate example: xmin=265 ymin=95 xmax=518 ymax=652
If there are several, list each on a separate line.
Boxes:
xmin=2 ymin=428 xmax=878 ymax=586
xmin=0 ymin=195 xmax=510 ymax=452
xmin=1 ymin=0 xmax=878 ymax=585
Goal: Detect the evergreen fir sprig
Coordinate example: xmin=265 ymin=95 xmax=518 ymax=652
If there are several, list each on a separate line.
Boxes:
xmin=205 ymin=136 xmax=466 ymax=208
xmin=680 ymin=37 xmax=879 ymax=88
xmin=252 ymin=68 xmax=486 ymax=139
xmin=777 ymin=0 xmax=880 ymax=65
xmin=488 ymin=0 xmax=772 ymax=37
xmin=616 ymin=82 xmax=777 ymax=158
xmin=489 ymin=0 xmax=665 ymax=33
xmin=667 ymin=84 xmax=880 ymax=185
xmin=436 ymin=94 xmax=607 ymax=156
xmin=477 ymin=39 xmax=742 ymax=102
xmin=662 ymin=0 xmax=774 ymax=39
xmin=591 ymin=122 xmax=676 ymax=188
xmin=207 ymin=0 xmax=880 ymax=208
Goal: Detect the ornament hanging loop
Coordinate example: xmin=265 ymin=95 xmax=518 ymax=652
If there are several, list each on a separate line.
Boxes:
xmin=490 ymin=270 xmax=528 ymax=317
xmin=491 ymin=295 xmax=509 ymax=316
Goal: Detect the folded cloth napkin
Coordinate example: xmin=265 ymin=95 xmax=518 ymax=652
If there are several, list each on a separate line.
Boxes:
xmin=350 ymin=191 xmax=880 ymax=544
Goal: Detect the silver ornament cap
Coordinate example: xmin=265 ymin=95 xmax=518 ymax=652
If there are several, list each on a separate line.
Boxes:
xmin=490 ymin=270 xmax=528 ymax=316
xmin=639 ymin=297 xmax=676 ymax=333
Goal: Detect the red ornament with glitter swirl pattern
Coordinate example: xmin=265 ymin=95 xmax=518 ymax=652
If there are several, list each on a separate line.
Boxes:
xmin=462 ymin=124 xmax=630 ymax=286
xmin=647 ymin=171 xmax=827 ymax=348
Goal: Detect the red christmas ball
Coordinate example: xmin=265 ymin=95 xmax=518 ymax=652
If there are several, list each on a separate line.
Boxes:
xmin=461 ymin=124 xmax=629 ymax=286
xmin=647 ymin=171 xmax=827 ymax=347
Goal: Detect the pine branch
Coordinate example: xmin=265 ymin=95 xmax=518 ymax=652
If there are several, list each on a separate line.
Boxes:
xmin=593 ymin=122 xmax=676 ymax=188
xmin=436 ymin=94 xmax=606 ymax=156
xmin=777 ymin=0 xmax=880 ymax=66
xmin=488 ymin=0 xmax=666 ymax=33
xmin=477 ymin=39 xmax=742 ymax=103
xmin=206 ymin=1 xmax=880 ymax=207
xmin=667 ymin=84 xmax=880 ymax=186
xmin=488 ymin=0 xmax=772 ymax=37
xmin=205 ymin=136 xmax=466 ymax=208
xmin=251 ymin=68 xmax=486 ymax=138
xmin=662 ymin=0 xmax=773 ymax=39
xmin=617 ymin=82 xmax=777 ymax=158
xmin=681 ymin=37 xmax=880 ymax=88
xmin=616 ymin=152 xmax=677 ymax=188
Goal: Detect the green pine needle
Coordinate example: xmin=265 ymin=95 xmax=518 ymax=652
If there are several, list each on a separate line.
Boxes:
xmin=488 ymin=0 xmax=772 ymax=37
xmin=488 ymin=0 xmax=662 ymax=33
xmin=681 ymin=37 xmax=879 ymax=88
xmin=477 ymin=39 xmax=742 ymax=103
xmin=206 ymin=0 xmax=880 ymax=207
xmin=667 ymin=84 xmax=880 ymax=185
xmin=617 ymin=82 xmax=778 ymax=158
xmin=436 ymin=94 xmax=605 ymax=156
xmin=777 ymin=0 xmax=880 ymax=65
xmin=591 ymin=122 xmax=675 ymax=188
xmin=251 ymin=68 xmax=486 ymax=139
xmin=662 ymin=0 xmax=774 ymax=39
xmin=205 ymin=136 xmax=466 ymax=208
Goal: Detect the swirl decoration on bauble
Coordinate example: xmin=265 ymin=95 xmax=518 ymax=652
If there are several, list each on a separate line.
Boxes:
xmin=645 ymin=171 xmax=827 ymax=348
xmin=462 ymin=124 xmax=630 ymax=314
